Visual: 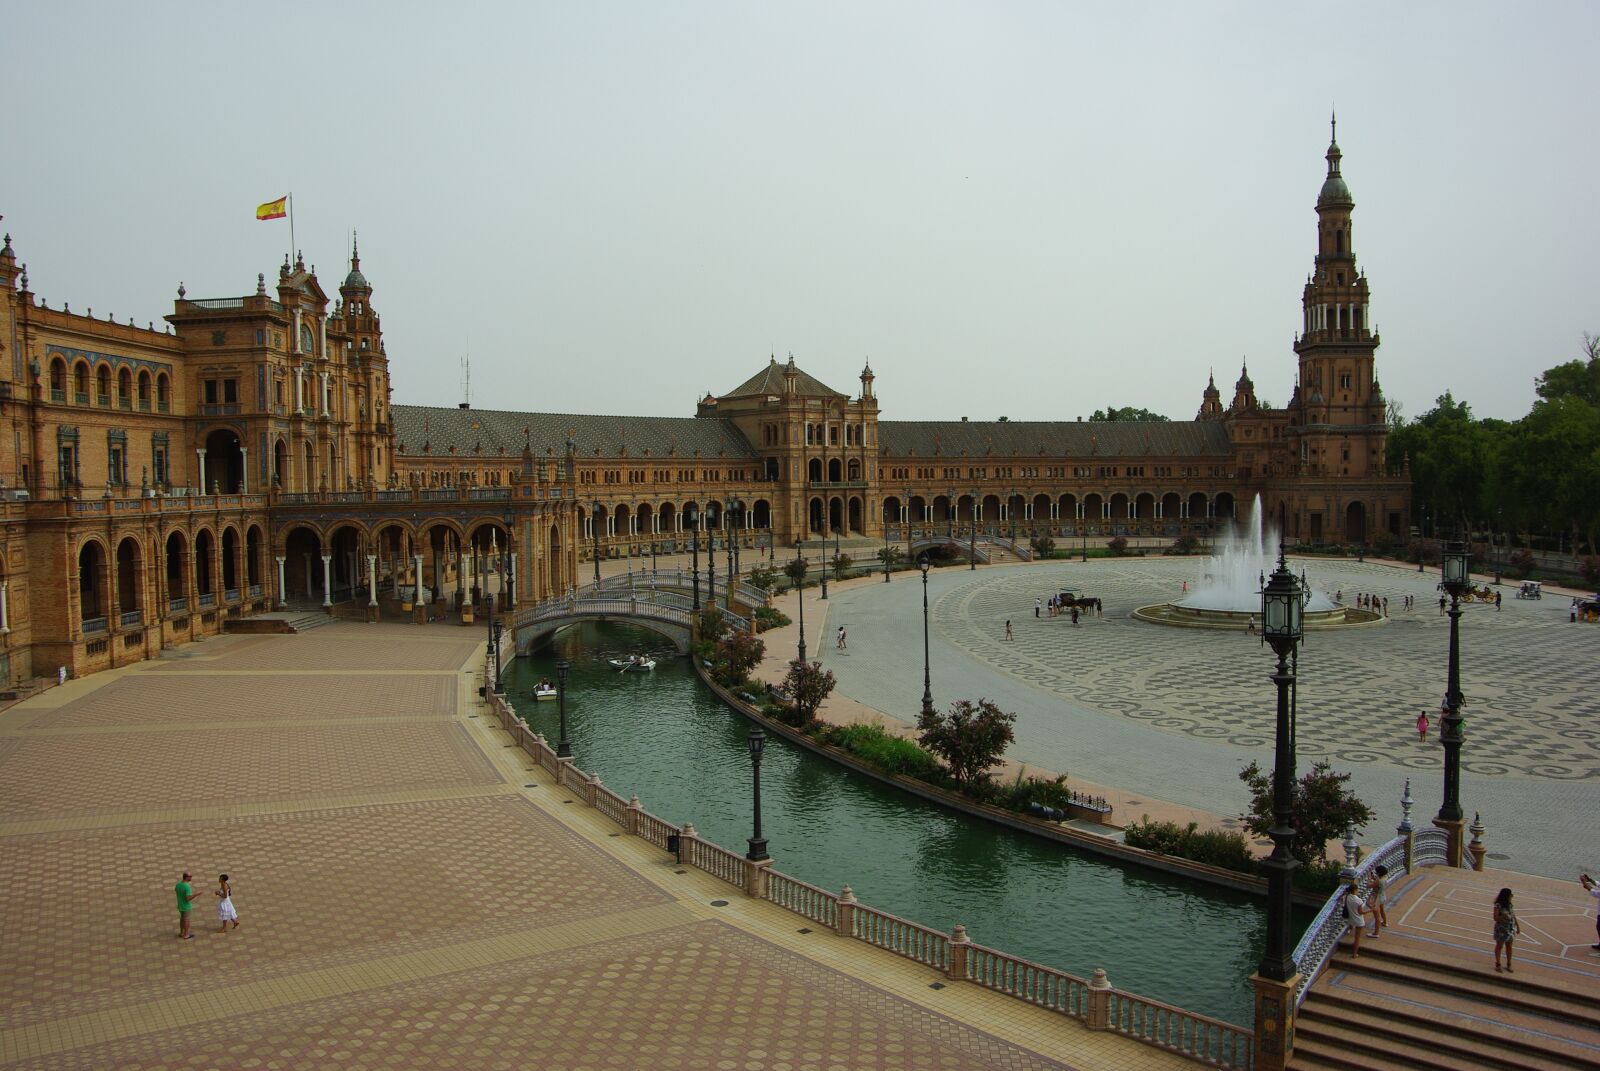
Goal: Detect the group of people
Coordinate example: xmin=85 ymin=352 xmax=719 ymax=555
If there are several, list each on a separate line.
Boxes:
xmin=1034 ymin=596 xmax=1081 ymax=624
xmin=175 ymin=871 xmax=239 ymax=939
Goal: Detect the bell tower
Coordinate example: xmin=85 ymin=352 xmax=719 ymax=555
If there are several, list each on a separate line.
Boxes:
xmin=1290 ymin=117 xmax=1386 ymax=476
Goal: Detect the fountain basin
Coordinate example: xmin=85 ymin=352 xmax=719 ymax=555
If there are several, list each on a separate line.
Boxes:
xmin=1132 ymin=602 xmax=1382 ymax=630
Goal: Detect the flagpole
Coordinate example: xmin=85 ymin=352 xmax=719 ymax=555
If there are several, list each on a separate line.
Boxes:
xmin=289 ymin=192 xmax=296 ymax=266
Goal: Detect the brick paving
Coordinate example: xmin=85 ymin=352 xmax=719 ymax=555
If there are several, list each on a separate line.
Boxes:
xmin=0 ymin=621 xmax=1190 ymax=1070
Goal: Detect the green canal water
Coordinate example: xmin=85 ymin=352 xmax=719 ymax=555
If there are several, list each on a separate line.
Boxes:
xmin=508 ymin=621 xmax=1296 ymax=1028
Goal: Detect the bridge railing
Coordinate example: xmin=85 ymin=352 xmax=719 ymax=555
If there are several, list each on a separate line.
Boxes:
xmin=481 ymin=663 xmax=1253 ymax=1069
xmin=1291 ymin=831 xmax=1412 ymax=1008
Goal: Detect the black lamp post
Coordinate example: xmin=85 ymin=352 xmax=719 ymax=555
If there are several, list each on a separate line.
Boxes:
xmin=794 ymin=542 xmax=807 ymax=663
xmin=905 ymin=488 xmax=914 ymax=565
xmin=1082 ymin=523 xmax=1088 ymax=562
xmin=881 ymin=501 xmax=892 ymax=583
xmin=650 ymin=541 xmax=657 ymax=577
xmin=1009 ymin=489 xmax=1018 ymax=541
xmin=591 ymin=501 xmax=603 ymax=587
xmin=486 ymin=592 xmax=500 ymax=693
xmin=919 ymin=554 xmax=935 ymax=718
xmin=689 ymin=508 xmax=701 ymax=611
xmin=746 ymin=725 xmax=769 ymax=861
xmin=820 ymin=535 xmax=829 ymax=600
xmin=946 ymin=487 xmax=956 ymax=537
xmin=1417 ymin=503 xmax=1427 ymax=571
xmin=731 ymin=497 xmax=743 ymax=579
xmin=709 ymin=536 xmax=717 ymax=605
xmin=969 ymin=489 xmax=979 ymax=570
xmin=555 ymin=657 xmax=572 ymax=758
xmin=1435 ymin=539 xmax=1470 ymax=861
xmin=492 ymin=618 xmax=505 ymax=694
xmin=1256 ymin=548 xmax=1304 ymax=983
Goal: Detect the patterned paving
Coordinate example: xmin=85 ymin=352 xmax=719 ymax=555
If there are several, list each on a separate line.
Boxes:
xmin=0 ymin=620 xmax=1164 ymax=1070
xmin=936 ymin=561 xmax=1597 ymax=780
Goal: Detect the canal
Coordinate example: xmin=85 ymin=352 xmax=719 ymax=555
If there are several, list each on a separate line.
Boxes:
xmin=508 ymin=621 xmax=1293 ymax=1027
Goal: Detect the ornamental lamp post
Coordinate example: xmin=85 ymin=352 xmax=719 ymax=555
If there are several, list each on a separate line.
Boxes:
xmin=591 ymin=501 xmax=603 ymax=587
xmin=970 ymin=489 xmax=979 ymax=570
xmin=919 ymin=554 xmax=935 ymax=718
xmin=1251 ymin=548 xmax=1303 ymax=1070
xmin=485 ymin=592 xmax=499 ymax=693
xmin=947 ymin=487 xmax=956 ymax=538
xmin=555 ymin=657 xmax=573 ymax=759
xmin=689 ymin=508 xmax=701 ymax=611
xmin=905 ymin=487 xmax=915 ymax=564
xmin=1009 ymin=488 xmax=1018 ymax=541
xmin=1435 ymin=539 xmax=1470 ymax=865
xmin=746 ymin=724 xmax=769 ymax=861
xmin=793 ymin=543 xmax=808 ymax=663
xmin=731 ymin=497 xmax=743 ymax=579
xmin=882 ymin=498 xmax=892 ymax=583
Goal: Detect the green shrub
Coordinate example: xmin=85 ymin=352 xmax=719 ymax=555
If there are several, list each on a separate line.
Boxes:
xmin=990 ymin=770 xmax=1077 ymax=813
xmin=1508 ymin=548 xmax=1534 ymax=578
xmin=1370 ymin=530 xmax=1397 ymax=557
xmin=1029 ymin=535 xmax=1056 ymax=557
xmin=1106 ymin=535 xmax=1129 ymax=556
xmin=830 ymin=724 xmax=943 ymax=779
xmin=753 ymin=605 xmax=791 ymax=632
xmin=1165 ymin=534 xmax=1201 ymax=556
xmin=1121 ymin=817 xmax=1256 ymax=873
xmin=746 ymin=565 xmax=779 ymax=591
xmin=1292 ymin=858 xmax=1346 ymax=896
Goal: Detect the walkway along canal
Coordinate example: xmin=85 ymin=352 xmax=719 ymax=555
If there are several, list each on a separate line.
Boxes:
xmin=508 ymin=621 xmax=1309 ymax=1030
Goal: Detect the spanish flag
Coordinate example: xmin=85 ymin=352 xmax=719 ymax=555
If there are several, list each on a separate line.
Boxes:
xmin=256 ymin=196 xmax=288 ymax=221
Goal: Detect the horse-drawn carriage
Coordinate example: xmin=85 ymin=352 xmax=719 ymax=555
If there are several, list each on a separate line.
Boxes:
xmin=1057 ymin=591 xmax=1102 ymax=615
xmin=1516 ymin=581 xmax=1542 ymax=600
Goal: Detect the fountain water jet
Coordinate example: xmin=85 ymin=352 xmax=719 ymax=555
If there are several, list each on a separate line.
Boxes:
xmin=1133 ymin=495 xmax=1364 ymax=629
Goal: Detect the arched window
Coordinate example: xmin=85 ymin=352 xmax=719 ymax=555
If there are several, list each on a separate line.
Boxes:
xmin=49 ymin=358 xmax=67 ymax=399
xmin=156 ymin=373 xmax=171 ymax=412
xmin=117 ymin=367 xmax=132 ymax=409
xmin=1335 ymin=228 xmax=1344 ymax=254
xmin=137 ymin=370 xmax=152 ymax=410
xmin=96 ymin=365 xmax=111 ymax=406
xmin=74 ymin=362 xmax=90 ymax=403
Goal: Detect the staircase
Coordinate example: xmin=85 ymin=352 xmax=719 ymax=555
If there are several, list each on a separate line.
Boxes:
xmin=1293 ymin=935 xmax=1600 ymax=1070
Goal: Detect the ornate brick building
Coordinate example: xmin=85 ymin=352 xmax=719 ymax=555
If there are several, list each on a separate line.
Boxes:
xmin=0 ymin=128 xmax=1407 ymax=684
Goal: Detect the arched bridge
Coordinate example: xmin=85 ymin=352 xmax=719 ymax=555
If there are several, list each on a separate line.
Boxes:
xmin=511 ymin=589 xmax=751 ymax=655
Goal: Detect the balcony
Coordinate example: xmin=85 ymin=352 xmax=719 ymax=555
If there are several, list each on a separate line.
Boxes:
xmin=118 ymin=397 xmax=132 ymax=410
xmin=82 ymin=616 xmax=109 ymax=634
xmin=198 ymin=593 xmax=217 ymax=609
xmin=157 ymin=401 xmax=169 ymax=413
xmin=74 ymin=392 xmax=89 ymax=405
xmin=139 ymin=399 xmax=151 ymax=412
xmin=119 ymin=610 xmax=143 ymax=628
xmin=51 ymin=389 xmax=66 ymax=402
xmin=808 ymin=479 xmax=868 ymax=490
xmin=169 ymin=597 xmax=189 ymax=613
xmin=225 ymin=588 xmax=240 ymax=603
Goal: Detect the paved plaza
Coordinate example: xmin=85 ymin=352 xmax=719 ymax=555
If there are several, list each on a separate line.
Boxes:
xmin=0 ymin=622 xmax=1194 ymax=1071
xmin=807 ymin=556 xmax=1599 ymax=880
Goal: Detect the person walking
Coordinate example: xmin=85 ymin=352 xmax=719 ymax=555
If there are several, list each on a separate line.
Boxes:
xmin=1439 ymin=593 xmax=1447 ymax=615
xmin=1495 ymin=590 xmax=1503 ymax=611
xmin=836 ymin=626 xmax=847 ymax=650
xmin=1417 ymin=710 xmax=1430 ymax=742
xmin=1004 ymin=620 xmax=1013 ymax=642
xmin=1581 ymin=874 xmax=1600 ymax=951
xmin=1070 ymin=606 xmax=1080 ymax=626
xmin=175 ymin=871 xmax=199 ymax=939
xmin=1493 ymin=887 xmax=1520 ymax=973
xmin=1034 ymin=597 xmax=1041 ymax=619
xmin=215 ymin=874 xmax=240 ymax=933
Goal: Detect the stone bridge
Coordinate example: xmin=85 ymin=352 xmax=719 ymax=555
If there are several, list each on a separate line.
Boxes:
xmin=511 ymin=587 xmax=754 ymax=655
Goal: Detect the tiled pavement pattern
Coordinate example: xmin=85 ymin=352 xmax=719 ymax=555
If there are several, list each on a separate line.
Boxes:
xmin=0 ymin=622 xmax=1189 ymax=1070
xmin=805 ymin=558 xmax=1600 ymax=879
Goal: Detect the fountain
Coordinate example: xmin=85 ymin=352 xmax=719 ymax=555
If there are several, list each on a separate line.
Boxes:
xmin=1134 ymin=495 xmax=1372 ymax=629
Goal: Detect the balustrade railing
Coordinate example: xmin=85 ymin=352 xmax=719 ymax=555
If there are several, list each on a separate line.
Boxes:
xmin=81 ymin=616 xmax=109 ymax=634
xmin=1292 ymin=831 xmax=1415 ymax=1008
xmin=198 ymin=593 xmax=217 ymax=608
xmin=683 ymin=835 xmax=745 ymax=886
xmin=965 ymin=944 xmax=1088 ymax=1016
xmin=765 ymin=872 xmax=838 ymax=928
xmin=169 ymin=596 xmax=188 ymax=613
xmin=852 ymin=904 xmax=949 ymax=970
xmin=1107 ymin=992 xmax=1254 ymax=1069
xmin=119 ymin=610 xmax=143 ymax=628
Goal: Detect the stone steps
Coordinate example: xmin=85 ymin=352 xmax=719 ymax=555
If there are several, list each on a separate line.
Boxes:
xmin=1293 ymin=939 xmax=1600 ymax=1070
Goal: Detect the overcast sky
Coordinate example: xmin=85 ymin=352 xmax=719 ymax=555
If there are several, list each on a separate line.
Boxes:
xmin=5 ymin=2 xmax=1595 ymax=425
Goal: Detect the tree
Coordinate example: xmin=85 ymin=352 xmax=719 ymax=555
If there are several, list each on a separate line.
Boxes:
xmin=780 ymin=659 xmax=835 ymax=726
xmin=831 ymin=551 xmax=854 ymax=580
xmin=1029 ymin=534 xmax=1056 ymax=557
xmin=1238 ymin=760 xmax=1374 ymax=866
xmin=697 ymin=606 xmax=728 ymax=644
xmin=783 ymin=554 xmax=808 ymax=591
xmin=877 ymin=545 xmax=904 ymax=572
xmin=746 ymin=564 xmax=779 ymax=591
xmin=1090 ymin=405 xmax=1170 ymax=422
xmin=916 ymin=698 xmax=1017 ymax=789
xmin=715 ymin=630 xmax=765 ymax=686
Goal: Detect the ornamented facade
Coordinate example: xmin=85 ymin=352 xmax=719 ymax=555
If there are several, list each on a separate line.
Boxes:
xmin=0 ymin=128 xmax=1408 ymax=685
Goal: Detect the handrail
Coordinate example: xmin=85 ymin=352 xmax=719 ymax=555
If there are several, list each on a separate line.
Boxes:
xmin=852 ymin=903 xmax=948 ymax=970
xmin=1106 ymin=990 xmax=1254 ymax=1069
xmin=765 ymin=871 xmax=838 ymax=928
xmin=965 ymin=942 xmax=1088 ymax=1017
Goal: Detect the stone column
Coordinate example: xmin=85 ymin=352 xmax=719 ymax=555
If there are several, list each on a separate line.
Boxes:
xmin=321 ymin=555 xmax=333 ymax=608
xmin=1251 ymin=972 xmax=1300 ymax=1071
xmin=366 ymin=554 xmax=378 ymax=606
xmin=1087 ymin=968 xmax=1112 ymax=1030
xmin=0 ymin=578 xmax=9 ymax=633
xmin=293 ymin=307 xmax=302 ymax=352
xmin=507 ymin=551 xmax=518 ymax=610
xmin=413 ymin=553 xmax=424 ymax=611
xmin=319 ymin=372 xmax=330 ymax=417
xmin=294 ymin=367 xmax=304 ymax=410
xmin=946 ymin=925 xmax=970 ymax=982
xmin=239 ymin=447 xmax=248 ymax=494
xmin=275 ymin=556 xmax=287 ymax=609
xmin=196 ymin=448 xmax=206 ymax=495
xmin=319 ymin=313 xmax=328 ymax=358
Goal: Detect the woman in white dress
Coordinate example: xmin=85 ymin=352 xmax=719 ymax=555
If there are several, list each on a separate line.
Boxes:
xmin=215 ymin=873 xmax=240 ymax=933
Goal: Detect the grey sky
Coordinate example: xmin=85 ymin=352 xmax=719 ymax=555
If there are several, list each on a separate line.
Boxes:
xmin=6 ymin=2 xmax=1594 ymax=424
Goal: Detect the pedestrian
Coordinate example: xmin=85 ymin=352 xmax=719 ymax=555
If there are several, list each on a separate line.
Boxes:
xmin=1580 ymin=874 xmax=1600 ymax=951
xmin=1495 ymin=591 xmax=1502 ymax=612
xmin=1004 ymin=620 xmax=1013 ymax=642
xmin=175 ymin=871 xmax=199 ymax=939
xmin=836 ymin=626 xmax=846 ymax=650
xmin=1070 ymin=606 xmax=1080 ymax=626
xmin=1335 ymin=588 xmax=1342 ymax=604
xmin=1439 ymin=593 xmax=1447 ymax=615
xmin=57 ymin=665 xmax=67 ymax=687
xmin=1368 ymin=865 xmax=1390 ymax=937
xmin=1035 ymin=597 xmax=1041 ymax=618
xmin=1382 ymin=596 xmax=1388 ymax=617
xmin=1417 ymin=710 xmax=1429 ymax=742
xmin=1493 ymin=887 xmax=1520 ymax=973
xmin=1343 ymin=877 xmax=1370 ymax=958
xmin=215 ymin=873 xmax=240 ymax=933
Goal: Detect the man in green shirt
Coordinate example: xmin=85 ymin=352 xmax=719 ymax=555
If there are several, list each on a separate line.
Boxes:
xmin=175 ymin=872 xmax=198 ymax=939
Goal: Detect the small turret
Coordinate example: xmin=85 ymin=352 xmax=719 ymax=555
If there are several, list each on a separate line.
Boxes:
xmin=860 ymin=359 xmax=875 ymax=399
xmin=1197 ymin=370 xmax=1223 ymax=419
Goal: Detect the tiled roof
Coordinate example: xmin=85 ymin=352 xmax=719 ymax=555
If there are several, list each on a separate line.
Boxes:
xmin=391 ymin=404 xmax=757 ymax=460
xmin=721 ymin=358 xmax=846 ymax=400
xmin=879 ymin=420 xmax=1233 ymax=458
